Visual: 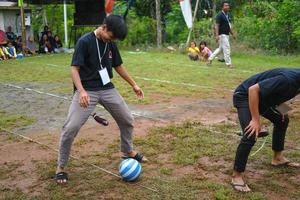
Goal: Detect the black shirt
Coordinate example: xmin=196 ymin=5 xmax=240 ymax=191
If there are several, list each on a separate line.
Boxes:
xmin=234 ymin=68 xmax=300 ymax=109
xmin=71 ymin=32 xmax=123 ymax=91
xmin=216 ymin=11 xmax=231 ymax=35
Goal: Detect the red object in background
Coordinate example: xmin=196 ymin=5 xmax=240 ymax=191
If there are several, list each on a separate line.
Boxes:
xmin=105 ymin=0 xmax=115 ymax=14
xmin=0 ymin=30 xmax=7 ymax=45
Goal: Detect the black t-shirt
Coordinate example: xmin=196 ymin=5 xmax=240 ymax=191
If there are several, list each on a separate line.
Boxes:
xmin=234 ymin=68 xmax=300 ymax=109
xmin=216 ymin=11 xmax=231 ymax=35
xmin=71 ymin=32 xmax=123 ymax=91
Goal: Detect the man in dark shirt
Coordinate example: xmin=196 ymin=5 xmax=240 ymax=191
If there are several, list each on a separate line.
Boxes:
xmin=54 ymin=15 xmax=147 ymax=184
xmin=207 ymin=1 xmax=236 ymax=68
xmin=232 ymin=68 xmax=300 ymax=192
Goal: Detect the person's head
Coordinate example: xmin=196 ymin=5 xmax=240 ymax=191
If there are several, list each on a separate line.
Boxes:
xmin=47 ymin=31 xmax=52 ymax=37
xmin=44 ymin=25 xmax=49 ymax=32
xmin=28 ymin=35 xmax=34 ymax=42
xmin=199 ymin=41 xmax=207 ymax=50
xmin=42 ymin=34 xmax=48 ymax=41
xmin=98 ymin=15 xmax=128 ymax=42
xmin=54 ymin=35 xmax=60 ymax=41
xmin=7 ymin=41 xmax=13 ymax=47
xmin=222 ymin=1 xmax=230 ymax=12
xmin=7 ymin=26 xmax=12 ymax=32
xmin=190 ymin=41 xmax=196 ymax=48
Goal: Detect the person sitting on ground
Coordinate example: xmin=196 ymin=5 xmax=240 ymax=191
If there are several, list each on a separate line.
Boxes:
xmin=231 ymin=68 xmax=300 ymax=193
xmin=6 ymin=26 xmax=17 ymax=43
xmin=16 ymin=36 xmax=23 ymax=53
xmin=25 ymin=35 xmax=37 ymax=55
xmin=187 ymin=41 xmax=200 ymax=61
xmin=6 ymin=41 xmax=17 ymax=59
xmin=47 ymin=31 xmax=55 ymax=51
xmin=0 ymin=46 xmax=7 ymax=61
xmin=39 ymin=34 xmax=53 ymax=53
xmin=53 ymin=35 xmax=64 ymax=53
xmin=0 ymin=29 xmax=8 ymax=46
xmin=199 ymin=41 xmax=212 ymax=62
xmin=41 ymin=25 xmax=50 ymax=39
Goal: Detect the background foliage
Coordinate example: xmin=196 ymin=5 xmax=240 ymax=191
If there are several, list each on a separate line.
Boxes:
xmin=30 ymin=0 xmax=300 ymax=54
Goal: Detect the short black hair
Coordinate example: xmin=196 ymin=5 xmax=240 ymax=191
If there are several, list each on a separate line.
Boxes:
xmin=103 ymin=15 xmax=128 ymax=41
xmin=222 ymin=1 xmax=229 ymax=7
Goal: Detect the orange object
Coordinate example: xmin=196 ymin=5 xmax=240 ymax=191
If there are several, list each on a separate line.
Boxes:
xmin=105 ymin=0 xmax=115 ymax=14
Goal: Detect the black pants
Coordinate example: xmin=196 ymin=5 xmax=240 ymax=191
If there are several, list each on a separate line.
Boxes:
xmin=234 ymin=106 xmax=289 ymax=172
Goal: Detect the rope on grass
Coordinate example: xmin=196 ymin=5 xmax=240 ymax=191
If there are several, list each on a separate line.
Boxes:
xmin=0 ymin=127 xmax=159 ymax=193
xmin=250 ymin=135 xmax=268 ymax=157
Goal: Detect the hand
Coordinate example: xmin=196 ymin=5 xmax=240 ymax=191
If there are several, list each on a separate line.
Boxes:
xmin=133 ymin=85 xmax=144 ymax=99
xmin=245 ymin=119 xmax=260 ymax=140
xmin=79 ymin=90 xmax=90 ymax=108
xmin=215 ymin=36 xmax=220 ymax=43
xmin=233 ymin=34 xmax=237 ymax=40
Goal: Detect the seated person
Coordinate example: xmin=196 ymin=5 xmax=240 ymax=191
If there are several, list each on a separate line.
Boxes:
xmin=6 ymin=26 xmax=17 ymax=43
xmin=0 ymin=29 xmax=8 ymax=45
xmin=6 ymin=41 xmax=17 ymax=59
xmin=39 ymin=34 xmax=53 ymax=53
xmin=53 ymin=35 xmax=64 ymax=53
xmin=16 ymin=36 xmax=23 ymax=53
xmin=187 ymin=41 xmax=200 ymax=61
xmin=47 ymin=31 xmax=55 ymax=51
xmin=25 ymin=35 xmax=37 ymax=55
xmin=0 ymin=46 xmax=7 ymax=60
xmin=41 ymin=25 xmax=50 ymax=39
xmin=199 ymin=41 xmax=212 ymax=62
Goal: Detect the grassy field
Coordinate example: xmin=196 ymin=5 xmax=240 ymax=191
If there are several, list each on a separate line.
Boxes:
xmin=0 ymin=51 xmax=300 ymax=200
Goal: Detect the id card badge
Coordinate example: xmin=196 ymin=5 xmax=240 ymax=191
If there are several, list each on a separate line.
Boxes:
xmin=276 ymin=103 xmax=292 ymax=115
xmin=99 ymin=67 xmax=110 ymax=85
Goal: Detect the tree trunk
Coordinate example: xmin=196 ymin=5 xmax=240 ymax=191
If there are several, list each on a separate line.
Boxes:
xmin=155 ymin=0 xmax=162 ymax=48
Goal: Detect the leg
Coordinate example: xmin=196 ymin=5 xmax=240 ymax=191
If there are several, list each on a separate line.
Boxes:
xmin=221 ymin=35 xmax=232 ymax=67
xmin=98 ymin=89 xmax=134 ymax=154
xmin=208 ymin=37 xmax=222 ymax=63
xmin=57 ymin=91 xmax=98 ymax=174
xmin=261 ymin=108 xmax=290 ymax=165
xmin=232 ymin=106 xmax=255 ymax=192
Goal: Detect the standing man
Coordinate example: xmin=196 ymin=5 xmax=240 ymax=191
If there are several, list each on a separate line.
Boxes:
xmin=54 ymin=15 xmax=147 ymax=184
xmin=207 ymin=1 xmax=235 ymax=68
xmin=232 ymin=68 xmax=300 ymax=192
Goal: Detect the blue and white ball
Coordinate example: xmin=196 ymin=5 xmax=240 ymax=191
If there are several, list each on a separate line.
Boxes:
xmin=119 ymin=158 xmax=142 ymax=182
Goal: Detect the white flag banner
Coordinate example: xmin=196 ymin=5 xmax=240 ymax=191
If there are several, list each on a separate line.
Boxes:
xmin=179 ymin=0 xmax=193 ymax=29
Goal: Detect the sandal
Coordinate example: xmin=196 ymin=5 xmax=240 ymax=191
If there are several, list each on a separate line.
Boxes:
xmin=122 ymin=152 xmax=148 ymax=163
xmin=272 ymin=161 xmax=300 ymax=168
xmin=53 ymin=172 xmax=68 ymax=184
xmin=231 ymin=181 xmax=251 ymax=192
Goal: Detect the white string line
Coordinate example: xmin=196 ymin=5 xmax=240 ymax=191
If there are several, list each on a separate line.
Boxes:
xmin=37 ymin=63 xmax=234 ymax=92
xmin=2 ymin=83 xmax=163 ymax=122
xmin=0 ymin=127 xmax=158 ymax=193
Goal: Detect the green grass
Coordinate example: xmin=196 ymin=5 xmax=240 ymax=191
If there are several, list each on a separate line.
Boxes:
xmin=1 ymin=51 xmax=300 ymax=199
xmin=0 ymin=110 xmax=35 ymax=130
xmin=1 ymin=51 xmax=299 ymax=104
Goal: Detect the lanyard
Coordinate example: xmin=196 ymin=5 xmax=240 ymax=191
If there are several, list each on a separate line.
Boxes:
xmin=222 ymin=11 xmax=232 ymax=29
xmin=95 ymin=37 xmax=108 ymax=70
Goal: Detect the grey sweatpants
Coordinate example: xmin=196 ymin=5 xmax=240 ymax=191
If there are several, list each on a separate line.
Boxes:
xmin=58 ymin=88 xmax=134 ymax=167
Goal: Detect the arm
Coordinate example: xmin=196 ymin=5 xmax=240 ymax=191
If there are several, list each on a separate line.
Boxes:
xmin=71 ymin=66 xmax=90 ymax=108
xmin=114 ymin=65 xmax=144 ymax=99
xmin=245 ymin=84 xmax=261 ymax=140
xmin=215 ymin=23 xmax=220 ymax=42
